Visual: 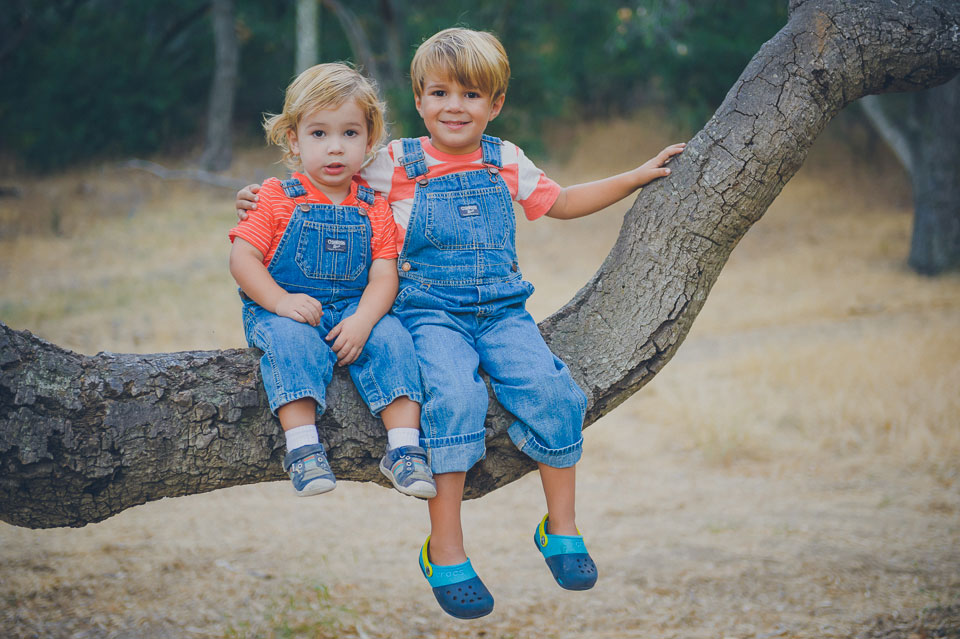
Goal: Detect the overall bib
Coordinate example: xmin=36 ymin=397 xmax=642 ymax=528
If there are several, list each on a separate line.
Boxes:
xmin=242 ymin=178 xmax=422 ymax=416
xmin=391 ymin=136 xmax=587 ymax=474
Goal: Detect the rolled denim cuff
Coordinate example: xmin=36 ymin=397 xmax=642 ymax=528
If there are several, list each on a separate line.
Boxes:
xmin=267 ymin=389 xmax=325 ymax=417
xmin=363 ymin=388 xmax=424 ymax=416
xmin=420 ymin=429 xmax=486 ymax=474
xmin=507 ymin=422 xmax=582 ymax=468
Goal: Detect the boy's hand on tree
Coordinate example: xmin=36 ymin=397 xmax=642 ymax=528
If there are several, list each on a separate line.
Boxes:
xmin=275 ymin=293 xmax=324 ymax=326
xmin=236 ymin=184 xmax=261 ymax=221
xmin=636 ymin=143 xmax=687 ymax=186
xmin=326 ymin=314 xmax=374 ymax=366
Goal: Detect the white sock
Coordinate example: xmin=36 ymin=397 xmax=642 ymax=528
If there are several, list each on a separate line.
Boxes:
xmin=285 ymin=424 xmax=319 ymax=452
xmin=387 ymin=427 xmax=421 ymax=450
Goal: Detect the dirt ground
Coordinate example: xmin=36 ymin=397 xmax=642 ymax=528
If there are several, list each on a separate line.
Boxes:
xmin=1 ymin=114 xmax=958 ymax=638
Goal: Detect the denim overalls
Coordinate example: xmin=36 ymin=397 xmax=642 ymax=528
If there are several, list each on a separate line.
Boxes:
xmin=391 ymin=136 xmax=587 ymax=474
xmin=242 ymin=177 xmax=422 ymax=416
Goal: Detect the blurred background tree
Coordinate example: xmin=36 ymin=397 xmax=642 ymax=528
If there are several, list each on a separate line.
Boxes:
xmin=2 ymin=0 xmax=956 ymax=273
xmin=0 ymin=0 xmax=786 ymax=171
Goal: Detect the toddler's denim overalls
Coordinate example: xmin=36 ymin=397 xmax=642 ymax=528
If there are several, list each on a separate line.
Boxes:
xmin=242 ymin=178 xmax=422 ymax=416
xmin=391 ymin=136 xmax=587 ymax=474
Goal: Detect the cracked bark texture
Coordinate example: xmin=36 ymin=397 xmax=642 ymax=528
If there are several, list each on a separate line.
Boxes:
xmin=3 ymin=0 xmax=959 ymax=529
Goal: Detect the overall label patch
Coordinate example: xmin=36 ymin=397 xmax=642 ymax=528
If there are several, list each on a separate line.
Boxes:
xmin=458 ymin=203 xmax=480 ymax=217
xmin=325 ymin=238 xmax=347 ymax=253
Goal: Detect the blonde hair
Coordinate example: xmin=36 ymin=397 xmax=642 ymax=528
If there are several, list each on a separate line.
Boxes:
xmin=410 ymin=28 xmax=510 ymax=101
xmin=263 ymin=62 xmax=387 ymax=171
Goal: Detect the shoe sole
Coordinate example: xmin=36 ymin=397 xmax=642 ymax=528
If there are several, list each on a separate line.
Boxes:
xmin=293 ymin=478 xmax=336 ymax=497
xmin=379 ymin=462 xmax=437 ymax=499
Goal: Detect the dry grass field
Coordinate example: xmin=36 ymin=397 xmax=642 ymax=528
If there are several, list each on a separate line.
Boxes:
xmin=1 ymin=112 xmax=958 ymax=638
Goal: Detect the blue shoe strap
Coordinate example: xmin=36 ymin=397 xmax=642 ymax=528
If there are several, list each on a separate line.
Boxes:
xmin=394 ymin=445 xmax=429 ymax=462
xmin=424 ymin=559 xmax=478 ymax=588
xmin=283 ymin=443 xmax=326 ymax=471
xmin=538 ymin=533 xmax=588 ymax=558
xmin=419 ymin=538 xmax=478 ymax=587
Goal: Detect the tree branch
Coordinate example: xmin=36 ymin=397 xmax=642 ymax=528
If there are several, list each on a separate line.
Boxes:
xmin=2 ymin=0 xmax=959 ymax=529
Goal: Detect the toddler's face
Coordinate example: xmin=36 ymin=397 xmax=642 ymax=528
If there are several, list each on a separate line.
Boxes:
xmin=415 ymin=73 xmax=504 ymax=155
xmin=288 ymin=99 xmax=371 ymax=202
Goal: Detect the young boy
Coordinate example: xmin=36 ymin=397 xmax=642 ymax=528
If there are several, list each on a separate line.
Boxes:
xmin=237 ymin=29 xmax=684 ymax=619
xmin=229 ymin=63 xmax=436 ymax=502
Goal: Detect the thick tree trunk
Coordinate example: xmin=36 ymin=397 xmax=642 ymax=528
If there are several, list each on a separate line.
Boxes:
xmin=2 ymin=0 xmax=959 ymax=529
xmin=860 ymin=76 xmax=960 ymax=275
xmin=908 ymin=76 xmax=960 ymax=275
xmin=198 ymin=0 xmax=238 ymax=171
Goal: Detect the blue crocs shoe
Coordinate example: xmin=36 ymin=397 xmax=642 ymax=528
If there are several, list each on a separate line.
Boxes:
xmin=419 ymin=537 xmax=494 ymax=619
xmin=534 ymin=514 xmax=598 ymax=590
xmin=380 ymin=445 xmax=437 ymax=499
xmin=282 ymin=443 xmax=336 ymax=497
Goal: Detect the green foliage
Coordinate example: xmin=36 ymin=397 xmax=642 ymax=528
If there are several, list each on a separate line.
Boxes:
xmin=0 ymin=0 xmax=787 ymax=171
xmin=1 ymin=0 xmax=214 ymax=171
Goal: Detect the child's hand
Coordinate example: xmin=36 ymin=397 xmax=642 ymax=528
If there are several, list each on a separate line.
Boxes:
xmin=275 ymin=293 xmax=324 ymax=326
xmin=236 ymin=184 xmax=260 ymax=222
xmin=635 ymin=143 xmax=686 ymax=186
xmin=325 ymin=314 xmax=375 ymax=366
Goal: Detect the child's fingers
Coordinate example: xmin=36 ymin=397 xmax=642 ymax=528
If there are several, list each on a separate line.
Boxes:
xmin=337 ymin=345 xmax=360 ymax=366
xmin=326 ymin=323 xmax=343 ymax=343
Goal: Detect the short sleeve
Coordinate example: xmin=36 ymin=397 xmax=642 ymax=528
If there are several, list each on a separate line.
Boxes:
xmin=228 ymin=178 xmax=284 ymax=257
xmin=513 ymin=145 xmax=562 ymax=220
xmin=367 ymin=195 xmax=399 ymax=261
xmin=360 ymin=146 xmax=397 ymax=196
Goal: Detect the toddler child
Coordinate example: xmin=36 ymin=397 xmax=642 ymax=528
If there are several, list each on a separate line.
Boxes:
xmin=237 ymin=31 xmax=684 ymax=619
xmin=228 ymin=63 xmax=436 ymax=501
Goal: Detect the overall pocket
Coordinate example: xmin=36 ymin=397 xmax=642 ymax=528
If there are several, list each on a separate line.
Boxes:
xmin=424 ymin=186 xmax=511 ymax=250
xmin=294 ymin=221 xmax=368 ymax=281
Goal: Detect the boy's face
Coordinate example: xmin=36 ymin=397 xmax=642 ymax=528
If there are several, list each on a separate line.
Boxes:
xmin=415 ymin=73 xmax=505 ymax=155
xmin=287 ymin=99 xmax=372 ymax=202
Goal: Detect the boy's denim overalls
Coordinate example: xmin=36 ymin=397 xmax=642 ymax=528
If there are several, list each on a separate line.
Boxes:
xmin=391 ymin=135 xmax=587 ymax=474
xmin=242 ymin=178 xmax=422 ymax=416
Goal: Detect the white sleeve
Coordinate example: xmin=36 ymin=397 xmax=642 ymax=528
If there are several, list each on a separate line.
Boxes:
xmin=361 ymin=145 xmax=396 ymax=195
xmin=514 ymin=144 xmax=549 ymax=202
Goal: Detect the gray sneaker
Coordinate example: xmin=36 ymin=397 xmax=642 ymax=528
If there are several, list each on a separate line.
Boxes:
xmin=379 ymin=445 xmax=437 ymax=499
xmin=283 ymin=443 xmax=336 ymax=497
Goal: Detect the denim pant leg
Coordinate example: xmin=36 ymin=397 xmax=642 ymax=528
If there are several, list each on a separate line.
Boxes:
xmin=243 ymin=304 xmax=337 ymax=416
xmin=343 ymin=304 xmax=423 ymax=415
xmin=396 ymin=306 xmax=489 ymax=474
xmin=476 ymin=305 xmax=587 ymax=468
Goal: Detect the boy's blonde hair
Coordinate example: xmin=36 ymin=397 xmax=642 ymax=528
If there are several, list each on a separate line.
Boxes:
xmin=263 ymin=62 xmax=386 ymax=171
xmin=410 ymin=28 xmax=510 ymax=101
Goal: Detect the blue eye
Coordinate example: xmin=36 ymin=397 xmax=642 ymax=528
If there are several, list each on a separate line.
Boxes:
xmin=345 ymin=129 xmax=359 ymax=137
xmin=311 ymin=130 xmax=325 ymax=138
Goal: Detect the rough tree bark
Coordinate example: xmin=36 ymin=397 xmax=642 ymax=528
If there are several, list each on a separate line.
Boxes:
xmin=2 ymin=0 xmax=959 ymax=529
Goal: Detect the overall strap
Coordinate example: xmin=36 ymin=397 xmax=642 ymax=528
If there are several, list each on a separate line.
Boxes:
xmin=280 ymin=178 xmax=307 ymax=198
xmin=480 ymin=134 xmax=503 ymax=169
xmin=399 ymin=138 xmax=429 ymax=179
xmin=355 ymin=184 xmax=376 ymax=206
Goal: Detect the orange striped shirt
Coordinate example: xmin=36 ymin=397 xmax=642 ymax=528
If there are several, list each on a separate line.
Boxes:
xmin=361 ymin=137 xmax=562 ymax=252
xmin=228 ymin=173 xmax=398 ymax=265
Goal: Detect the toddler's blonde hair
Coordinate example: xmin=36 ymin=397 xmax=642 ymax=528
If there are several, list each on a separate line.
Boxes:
xmin=263 ymin=62 xmax=386 ymax=171
xmin=410 ymin=28 xmax=510 ymax=101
